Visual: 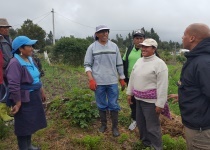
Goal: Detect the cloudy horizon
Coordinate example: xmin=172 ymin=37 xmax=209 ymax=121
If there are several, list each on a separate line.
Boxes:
xmin=2 ymin=0 xmax=210 ymax=43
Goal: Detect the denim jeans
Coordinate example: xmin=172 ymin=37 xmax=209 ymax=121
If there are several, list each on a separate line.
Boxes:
xmin=95 ymin=84 xmax=120 ymax=111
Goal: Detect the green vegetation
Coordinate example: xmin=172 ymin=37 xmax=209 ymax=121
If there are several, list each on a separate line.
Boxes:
xmin=0 ymin=119 xmax=10 ymax=139
xmin=1 ymin=57 xmax=186 ymax=149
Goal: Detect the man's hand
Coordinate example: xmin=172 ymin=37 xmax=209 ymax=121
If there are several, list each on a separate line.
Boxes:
xmin=119 ymin=79 xmax=126 ymax=91
xmin=89 ymin=79 xmax=97 ymax=91
xmin=168 ymin=94 xmax=178 ymax=103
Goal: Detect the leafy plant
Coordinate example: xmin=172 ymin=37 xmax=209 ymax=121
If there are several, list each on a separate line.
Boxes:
xmin=80 ymin=135 xmax=102 ymax=150
xmin=52 ymin=37 xmax=90 ymax=66
xmin=0 ymin=119 xmax=10 ymax=139
xmin=118 ymin=133 xmax=129 ymax=144
xmin=132 ymin=140 xmax=154 ymax=150
xmin=62 ymin=88 xmax=98 ymax=128
xmin=162 ymin=134 xmax=186 ymax=150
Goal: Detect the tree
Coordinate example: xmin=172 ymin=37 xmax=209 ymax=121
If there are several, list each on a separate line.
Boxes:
xmin=17 ymin=19 xmax=46 ymax=50
xmin=86 ymin=36 xmax=94 ymax=43
xmin=9 ymin=28 xmax=18 ymax=40
xmin=52 ymin=37 xmax=91 ymax=66
xmin=45 ymin=31 xmax=53 ymax=46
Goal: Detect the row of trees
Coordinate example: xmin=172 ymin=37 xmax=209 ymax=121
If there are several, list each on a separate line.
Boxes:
xmin=9 ymin=19 xmax=184 ymax=66
xmin=10 ymin=19 xmax=181 ymax=52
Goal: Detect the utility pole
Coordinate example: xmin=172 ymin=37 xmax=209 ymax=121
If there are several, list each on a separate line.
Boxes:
xmin=174 ymin=43 xmax=177 ymax=64
xmin=51 ymin=8 xmax=55 ymax=45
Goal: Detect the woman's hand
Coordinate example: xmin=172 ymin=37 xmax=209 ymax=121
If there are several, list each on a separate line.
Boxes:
xmin=127 ymin=95 xmax=133 ymax=105
xmin=168 ymin=94 xmax=178 ymax=103
xmin=155 ymin=106 xmax=162 ymax=114
xmin=41 ymin=88 xmax=46 ymax=102
xmin=11 ymin=101 xmax=21 ymax=115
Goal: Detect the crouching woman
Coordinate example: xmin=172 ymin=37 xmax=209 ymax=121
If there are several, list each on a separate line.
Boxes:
xmin=6 ymin=36 xmax=47 ymax=150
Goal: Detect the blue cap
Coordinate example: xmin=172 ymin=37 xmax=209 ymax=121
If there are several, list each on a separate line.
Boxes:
xmin=12 ymin=36 xmax=37 ymax=54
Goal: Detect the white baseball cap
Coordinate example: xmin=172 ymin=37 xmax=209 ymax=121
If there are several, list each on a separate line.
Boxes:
xmin=140 ymin=38 xmax=158 ymax=48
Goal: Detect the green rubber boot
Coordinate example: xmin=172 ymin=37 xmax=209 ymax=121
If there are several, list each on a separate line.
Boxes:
xmin=0 ymin=103 xmax=14 ymax=122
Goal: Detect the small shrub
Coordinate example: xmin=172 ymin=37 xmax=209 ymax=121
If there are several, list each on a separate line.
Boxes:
xmin=0 ymin=119 xmax=10 ymax=139
xmin=118 ymin=133 xmax=129 ymax=144
xmin=81 ymin=135 xmax=102 ymax=150
xmin=132 ymin=140 xmax=154 ymax=150
xmin=62 ymin=88 xmax=98 ymax=128
xmin=162 ymin=134 xmax=186 ymax=150
xmin=118 ymin=114 xmax=130 ymax=127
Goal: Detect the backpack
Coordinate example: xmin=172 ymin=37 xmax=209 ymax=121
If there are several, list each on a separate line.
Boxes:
xmin=0 ymin=40 xmax=12 ymax=103
xmin=0 ymin=48 xmax=3 ymax=84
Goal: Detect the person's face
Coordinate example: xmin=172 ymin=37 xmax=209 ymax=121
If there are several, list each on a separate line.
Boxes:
xmin=141 ymin=45 xmax=156 ymax=57
xmin=0 ymin=26 xmax=10 ymax=35
xmin=96 ymin=29 xmax=109 ymax=43
xmin=133 ymin=36 xmax=144 ymax=48
xmin=182 ymin=27 xmax=193 ymax=50
xmin=20 ymin=45 xmax=34 ymax=57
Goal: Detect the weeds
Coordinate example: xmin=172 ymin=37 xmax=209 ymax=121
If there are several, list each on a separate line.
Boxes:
xmin=0 ymin=119 xmax=10 ymax=139
xmin=80 ymin=135 xmax=102 ymax=150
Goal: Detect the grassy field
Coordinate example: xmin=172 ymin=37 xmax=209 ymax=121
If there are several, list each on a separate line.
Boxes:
xmin=0 ymin=59 xmax=186 ymax=150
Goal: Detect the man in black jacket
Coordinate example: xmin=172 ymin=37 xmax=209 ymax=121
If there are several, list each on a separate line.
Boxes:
xmin=168 ymin=23 xmax=210 ymax=150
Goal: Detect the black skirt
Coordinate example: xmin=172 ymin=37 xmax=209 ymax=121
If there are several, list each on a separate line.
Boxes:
xmin=14 ymin=90 xmax=47 ymax=136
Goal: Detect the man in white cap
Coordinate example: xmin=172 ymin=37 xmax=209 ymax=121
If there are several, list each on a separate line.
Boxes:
xmin=84 ymin=25 xmax=126 ymax=137
xmin=0 ymin=18 xmax=13 ymax=122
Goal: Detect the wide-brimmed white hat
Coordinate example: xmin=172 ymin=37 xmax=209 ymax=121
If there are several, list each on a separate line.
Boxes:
xmin=0 ymin=18 xmax=11 ymax=27
xmin=95 ymin=25 xmax=110 ymax=33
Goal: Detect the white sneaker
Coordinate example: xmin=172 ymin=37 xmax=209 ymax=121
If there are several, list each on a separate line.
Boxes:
xmin=128 ymin=121 xmax=136 ymax=130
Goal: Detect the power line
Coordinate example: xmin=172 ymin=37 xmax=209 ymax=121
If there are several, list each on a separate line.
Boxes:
xmin=56 ymin=12 xmax=95 ymax=29
xmin=12 ymin=11 xmax=51 ymax=28
xmin=34 ymin=12 xmax=51 ymax=24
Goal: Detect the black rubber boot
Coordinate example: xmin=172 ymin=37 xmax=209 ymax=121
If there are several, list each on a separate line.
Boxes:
xmin=17 ymin=136 xmax=28 ymax=150
xmin=99 ymin=110 xmax=107 ymax=133
xmin=111 ymin=111 xmax=120 ymax=137
xmin=27 ymin=135 xmax=40 ymax=150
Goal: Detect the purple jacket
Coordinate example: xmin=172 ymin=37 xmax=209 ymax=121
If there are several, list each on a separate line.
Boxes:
xmin=5 ymin=58 xmax=34 ymax=103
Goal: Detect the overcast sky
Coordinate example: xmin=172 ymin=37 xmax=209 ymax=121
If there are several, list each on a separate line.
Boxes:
xmin=2 ymin=0 xmax=210 ymax=43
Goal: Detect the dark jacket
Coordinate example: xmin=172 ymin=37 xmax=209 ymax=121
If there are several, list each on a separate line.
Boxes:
xmin=178 ymin=37 xmax=210 ymax=130
xmin=0 ymin=35 xmax=12 ymax=69
xmin=123 ymin=45 xmax=133 ymax=79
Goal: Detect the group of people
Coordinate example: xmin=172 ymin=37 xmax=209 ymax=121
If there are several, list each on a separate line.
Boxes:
xmin=84 ymin=23 xmax=210 ymax=150
xmin=1 ymin=16 xmax=210 ymax=150
xmin=0 ymin=18 xmax=46 ymax=150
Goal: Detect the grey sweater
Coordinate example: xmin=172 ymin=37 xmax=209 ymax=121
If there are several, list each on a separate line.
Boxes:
xmin=84 ymin=40 xmax=125 ymax=85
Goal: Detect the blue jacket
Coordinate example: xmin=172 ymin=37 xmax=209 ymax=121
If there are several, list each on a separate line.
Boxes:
xmin=178 ymin=37 xmax=210 ymax=130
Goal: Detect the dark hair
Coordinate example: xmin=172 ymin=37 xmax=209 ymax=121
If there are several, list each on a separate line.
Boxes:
xmin=14 ymin=49 xmax=21 ymax=54
xmin=14 ymin=45 xmax=27 ymax=55
xmin=95 ymin=36 xmax=99 ymax=41
xmin=152 ymin=46 xmax=160 ymax=58
xmin=95 ymin=29 xmax=110 ymax=41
